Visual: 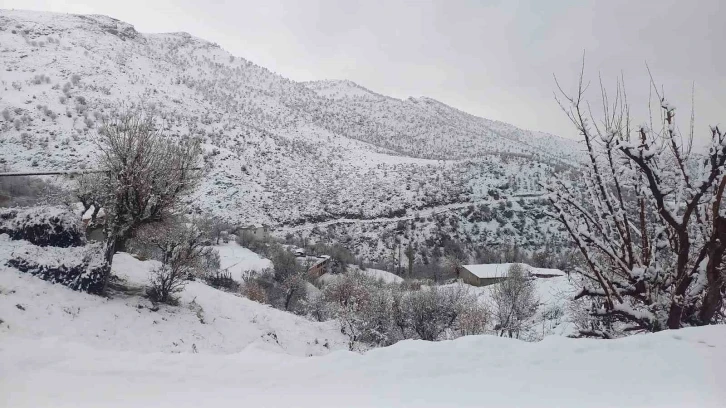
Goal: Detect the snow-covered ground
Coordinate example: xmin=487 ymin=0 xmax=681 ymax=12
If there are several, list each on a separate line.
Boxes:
xmin=1 ymin=234 xmax=724 ymax=407
xmin=317 ymin=266 xmax=404 ymax=286
xmin=356 ymin=267 xmax=405 ymax=284
xmin=439 ymin=274 xmax=580 ymax=338
xmin=214 ymin=241 xmax=272 ymax=281
xmin=0 ymin=237 xmax=346 ymax=356
xmin=1 ymin=325 xmax=723 ymax=408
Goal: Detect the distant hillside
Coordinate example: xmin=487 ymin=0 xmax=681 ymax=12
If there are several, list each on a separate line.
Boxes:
xmin=0 ymin=10 xmax=579 ymax=262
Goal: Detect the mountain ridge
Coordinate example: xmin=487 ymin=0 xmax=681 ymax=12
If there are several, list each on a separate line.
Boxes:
xmin=0 ymin=9 xmax=575 ymax=262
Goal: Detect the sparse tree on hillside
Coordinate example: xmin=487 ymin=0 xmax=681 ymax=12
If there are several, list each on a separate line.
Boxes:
xmin=79 ymin=110 xmax=202 ymax=293
xmin=490 ymin=263 xmax=538 ymax=338
xmin=135 ymin=220 xmax=219 ymax=304
xmin=395 ymin=284 xmax=477 ymax=341
xmin=199 ymin=216 xmax=231 ymax=244
xmin=548 ymin=64 xmax=726 ymax=336
xmin=269 ymin=245 xmax=308 ymax=311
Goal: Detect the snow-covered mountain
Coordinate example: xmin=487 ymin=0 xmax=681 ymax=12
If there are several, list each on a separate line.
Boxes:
xmin=0 ymin=10 xmax=579 ymax=262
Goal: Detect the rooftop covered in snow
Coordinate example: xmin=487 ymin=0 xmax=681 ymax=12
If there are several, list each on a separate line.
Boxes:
xmin=461 ymin=263 xmax=565 ymax=278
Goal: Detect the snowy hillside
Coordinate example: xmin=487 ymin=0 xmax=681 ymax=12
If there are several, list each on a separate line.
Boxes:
xmin=2 ymin=324 xmax=723 ymax=407
xmin=0 ymin=235 xmax=346 ymax=355
xmin=0 ymin=9 xmax=577 ymax=262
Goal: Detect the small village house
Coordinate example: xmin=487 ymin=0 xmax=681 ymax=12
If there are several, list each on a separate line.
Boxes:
xmin=239 ymin=223 xmax=270 ymax=240
xmin=458 ymin=263 xmax=565 ymax=287
xmin=305 ymin=256 xmax=331 ymax=278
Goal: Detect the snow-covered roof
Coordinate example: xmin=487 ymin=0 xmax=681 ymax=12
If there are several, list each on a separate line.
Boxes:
xmin=241 ymin=223 xmax=267 ymax=230
xmin=462 ymin=263 xmax=515 ymax=278
xmin=461 ymin=263 xmax=565 ymax=279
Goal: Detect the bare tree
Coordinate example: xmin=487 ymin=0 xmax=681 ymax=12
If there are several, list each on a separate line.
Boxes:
xmin=80 ymin=109 xmax=202 ymax=293
xmin=490 ymin=263 xmax=539 ymax=338
xmin=395 ymin=284 xmax=477 ymax=341
xmin=198 ymin=216 xmax=232 ymax=245
xmin=75 ymin=173 xmax=104 ymax=225
xmin=136 ymin=220 xmax=219 ymax=304
xmin=549 ymin=63 xmax=726 ymax=335
xmin=323 ymin=272 xmax=373 ymax=350
xmin=269 ymin=245 xmax=308 ymax=311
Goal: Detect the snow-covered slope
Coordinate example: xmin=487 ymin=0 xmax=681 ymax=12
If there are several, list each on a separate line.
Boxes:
xmin=0 ymin=235 xmax=346 ymax=355
xmin=2 ymin=324 xmax=723 ymax=407
xmin=0 ymin=9 xmax=576 ymax=262
xmin=214 ymin=241 xmax=272 ymax=281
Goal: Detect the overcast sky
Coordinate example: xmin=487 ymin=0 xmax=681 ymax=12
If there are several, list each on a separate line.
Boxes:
xmin=2 ymin=0 xmax=724 ymax=144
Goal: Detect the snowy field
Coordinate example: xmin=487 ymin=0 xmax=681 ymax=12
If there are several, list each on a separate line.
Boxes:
xmin=214 ymin=241 xmax=273 ymax=281
xmin=1 ymin=326 xmax=723 ymax=407
xmin=0 ymin=236 xmax=346 ymax=355
xmin=1 ymin=235 xmax=723 ymax=407
xmin=319 ymin=266 xmax=405 ymax=285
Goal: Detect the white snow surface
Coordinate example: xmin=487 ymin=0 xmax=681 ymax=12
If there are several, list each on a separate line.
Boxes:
xmin=1 ymin=237 xmax=724 ymax=407
xmin=0 ymin=241 xmax=346 ymax=356
xmin=1 ymin=325 xmax=723 ymax=407
xmin=213 ymin=241 xmax=272 ymax=281
xmin=353 ymin=266 xmax=405 ymax=283
xmin=462 ymin=262 xmax=566 ymax=278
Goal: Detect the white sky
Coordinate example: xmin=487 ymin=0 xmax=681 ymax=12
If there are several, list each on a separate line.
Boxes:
xmin=2 ymin=0 xmax=723 ymax=144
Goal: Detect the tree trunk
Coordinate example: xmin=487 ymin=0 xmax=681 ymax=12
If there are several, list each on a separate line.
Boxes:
xmin=667 ymin=233 xmax=693 ymax=329
xmin=699 ymin=218 xmax=726 ymax=324
xmin=284 ymin=289 xmax=295 ymax=311
xmin=101 ymin=235 xmax=117 ymax=294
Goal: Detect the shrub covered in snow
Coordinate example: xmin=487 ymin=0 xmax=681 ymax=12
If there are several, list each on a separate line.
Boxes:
xmin=319 ymin=272 xmax=487 ymax=349
xmin=7 ymin=242 xmax=106 ymax=293
xmin=489 ymin=263 xmax=539 ymax=339
xmin=0 ymin=206 xmax=85 ymax=247
xmin=394 ymin=284 xmax=487 ymax=341
xmin=134 ymin=221 xmax=220 ymax=304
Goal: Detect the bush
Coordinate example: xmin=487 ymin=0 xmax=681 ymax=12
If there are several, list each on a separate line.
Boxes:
xmin=323 ymin=272 xmax=378 ymax=349
xmin=241 ymin=279 xmax=267 ymax=304
xmin=268 ymin=245 xmax=308 ymax=310
xmin=205 ymin=269 xmax=239 ymax=291
xmin=235 ymin=231 xmax=269 ymax=254
xmin=490 ymin=263 xmax=539 ymax=338
xmin=137 ymin=221 xmax=219 ymax=304
xmin=454 ymin=297 xmax=489 ymax=336
xmin=320 ymin=273 xmax=488 ymax=349
xmin=7 ymin=243 xmax=105 ymax=294
xmin=0 ymin=206 xmax=85 ymax=247
xmin=397 ymin=287 xmax=454 ymax=341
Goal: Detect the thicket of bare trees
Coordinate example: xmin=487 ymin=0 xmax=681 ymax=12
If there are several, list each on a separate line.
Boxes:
xmin=490 ymin=264 xmax=539 ymax=338
xmin=134 ymin=220 xmax=220 ymax=304
xmin=549 ymin=65 xmax=726 ymax=336
xmin=76 ymin=109 xmax=202 ymax=293
xmin=313 ymin=273 xmax=487 ymax=350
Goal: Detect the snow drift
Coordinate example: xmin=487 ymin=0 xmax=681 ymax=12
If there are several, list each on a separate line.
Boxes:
xmin=1 ymin=325 xmax=723 ymax=408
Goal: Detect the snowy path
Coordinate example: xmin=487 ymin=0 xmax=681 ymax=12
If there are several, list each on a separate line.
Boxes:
xmin=281 ymin=194 xmax=544 ymax=232
xmin=1 ymin=326 xmax=723 ymax=408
